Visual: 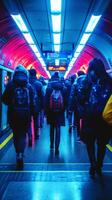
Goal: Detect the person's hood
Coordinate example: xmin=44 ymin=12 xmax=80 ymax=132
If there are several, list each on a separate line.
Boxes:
xmin=13 ymin=64 xmax=29 ymax=86
xmin=13 ymin=65 xmax=29 ymax=77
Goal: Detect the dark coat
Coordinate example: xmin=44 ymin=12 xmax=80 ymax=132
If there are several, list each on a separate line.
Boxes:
xmin=69 ymin=75 xmax=112 ymax=142
xmin=45 ymin=80 xmax=67 ymax=126
xmin=2 ymin=80 xmax=35 ymax=132
xmin=29 ymin=76 xmax=43 ymax=112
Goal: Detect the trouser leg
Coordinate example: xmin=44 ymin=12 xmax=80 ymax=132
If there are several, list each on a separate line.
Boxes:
xmin=96 ymin=137 xmax=107 ymax=168
xmin=86 ymin=137 xmax=96 ymax=167
xmin=13 ymin=133 xmax=26 ymax=154
xmin=50 ymin=125 xmax=55 ymax=147
xmin=55 ymin=125 xmax=60 ymax=150
xmin=33 ymin=113 xmax=39 ymax=138
xmin=28 ymin=117 xmax=32 ymax=140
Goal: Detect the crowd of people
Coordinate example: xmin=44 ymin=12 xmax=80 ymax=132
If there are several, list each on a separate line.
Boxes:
xmin=2 ymin=58 xmax=112 ymax=177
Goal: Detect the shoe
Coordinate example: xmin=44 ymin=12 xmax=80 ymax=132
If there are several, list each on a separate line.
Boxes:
xmin=16 ymin=158 xmax=24 ymax=170
xmin=55 ymin=149 xmax=59 ymax=156
xmin=89 ymin=166 xmax=95 ymax=176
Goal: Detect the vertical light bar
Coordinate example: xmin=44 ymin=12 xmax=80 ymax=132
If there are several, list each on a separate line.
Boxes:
xmin=53 ymin=33 xmax=61 ymax=44
xmin=85 ymin=15 xmax=102 ymax=32
xmin=51 ymin=14 xmax=61 ymax=32
xmin=50 ymin=0 xmax=61 ymax=12
xmin=55 ymin=59 xmax=59 ymax=66
xmin=54 ymin=45 xmax=60 ymax=52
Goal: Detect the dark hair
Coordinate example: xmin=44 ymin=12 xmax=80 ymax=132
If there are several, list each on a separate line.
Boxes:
xmin=29 ymin=68 xmax=36 ymax=76
xmin=77 ymin=70 xmax=85 ymax=76
xmin=51 ymin=71 xmax=60 ymax=80
xmin=87 ymin=58 xmax=111 ymax=82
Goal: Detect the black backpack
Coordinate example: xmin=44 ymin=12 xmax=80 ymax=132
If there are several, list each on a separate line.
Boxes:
xmin=12 ymin=85 xmax=30 ymax=119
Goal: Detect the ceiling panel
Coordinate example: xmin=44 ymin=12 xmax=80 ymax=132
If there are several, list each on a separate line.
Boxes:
xmin=2 ymin=0 xmax=112 ymax=77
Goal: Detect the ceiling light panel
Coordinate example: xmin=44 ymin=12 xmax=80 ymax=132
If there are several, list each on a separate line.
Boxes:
xmin=76 ymin=44 xmax=85 ymax=53
xmin=50 ymin=0 xmax=62 ymax=12
xmin=85 ymin=15 xmax=101 ymax=33
xmin=80 ymin=33 xmax=91 ymax=45
xmin=51 ymin=14 xmax=61 ymax=32
xmin=53 ymin=33 xmax=61 ymax=44
xmin=54 ymin=44 xmax=60 ymax=52
xmin=11 ymin=14 xmax=28 ymax=32
xmin=55 ymin=59 xmax=59 ymax=66
xmin=23 ymin=33 xmax=34 ymax=44
xmin=30 ymin=44 xmax=39 ymax=52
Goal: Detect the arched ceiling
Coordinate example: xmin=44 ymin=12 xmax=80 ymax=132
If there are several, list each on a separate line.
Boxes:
xmin=0 ymin=0 xmax=112 ymax=78
xmin=0 ymin=1 xmax=49 ymax=78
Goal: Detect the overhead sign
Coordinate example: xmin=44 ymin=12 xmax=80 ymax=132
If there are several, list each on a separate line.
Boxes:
xmin=48 ymin=66 xmax=66 ymax=71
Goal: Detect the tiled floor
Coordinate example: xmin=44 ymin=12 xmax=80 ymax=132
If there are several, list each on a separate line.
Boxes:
xmin=0 ymin=118 xmax=112 ymax=200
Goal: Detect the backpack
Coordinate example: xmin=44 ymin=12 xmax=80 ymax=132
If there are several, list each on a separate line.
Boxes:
xmin=87 ymin=81 xmax=111 ymax=117
xmin=12 ymin=86 xmax=30 ymax=119
xmin=50 ymin=89 xmax=64 ymax=112
xmin=74 ymin=75 xmax=90 ymax=117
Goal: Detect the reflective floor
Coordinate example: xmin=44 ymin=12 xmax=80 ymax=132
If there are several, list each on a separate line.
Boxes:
xmin=0 ymin=117 xmax=112 ymax=200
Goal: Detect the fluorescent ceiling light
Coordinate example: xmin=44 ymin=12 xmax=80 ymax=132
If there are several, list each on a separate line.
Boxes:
xmin=35 ymin=52 xmax=41 ymax=58
xmin=51 ymin=14 xmax=61 ymax=32
xmin=38 ymin=58 xmax=46 ymax=66
xmin=76 ymin=44 xmax=84 ymax=53
xmin=11 ymin=14 xmax=28 ymax=32
xmin=72 ymin=57 xmax=77 ymax=62
xmin=23 ymin=33 xmax=34 ymax=44
xmin=30 ymin=44 xmax=39 ymax=52
xmin=73 ymin=52 xmax=80 ymax=57
xmin=80 ymin=33 xmax=91 ymax=45
xmin=54 ymin=44 xmax=60 ymax=52
xmin=85 ymin=15 xmax=101 ymax=33
xmin=53 ymin=33 xmax=61 ymax=44
xmin=55 ymin=59 xmax=59 ymax=66
xmin=50 ymin=0 xmax=61 ymax=12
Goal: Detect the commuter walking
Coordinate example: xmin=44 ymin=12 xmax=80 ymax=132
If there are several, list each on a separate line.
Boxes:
xmin=69 ymin=58 xmax=112 ymax=176
xmin=2 ymin=65 xmax=35 ymax=170
xmin=45 ymin=72 xmax=67 ymax=155
xmin=28 ymin=69 xmax=43 ymax=143
xmin=83 ymin=58 xmax=112 ymax=176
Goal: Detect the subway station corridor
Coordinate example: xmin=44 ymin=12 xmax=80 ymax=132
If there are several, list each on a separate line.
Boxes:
xmin=0 ymin=118 xmax=112 ymax=200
